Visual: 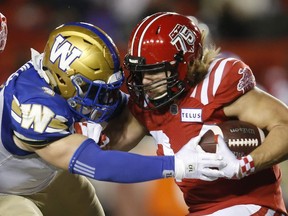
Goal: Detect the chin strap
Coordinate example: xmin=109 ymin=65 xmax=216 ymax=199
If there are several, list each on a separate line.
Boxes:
xmin=31 ymin=48 xmax=57 ymax=87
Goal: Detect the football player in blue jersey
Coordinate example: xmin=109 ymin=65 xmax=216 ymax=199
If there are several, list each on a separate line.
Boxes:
xmin=0 ymin=21 xmax=225 ymax=215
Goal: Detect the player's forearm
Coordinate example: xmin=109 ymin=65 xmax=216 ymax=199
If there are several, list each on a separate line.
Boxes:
xmin=69 ymin=138 xmax=175 ymax=183
xmin=250 ymin=124 xmax=288 ymax=171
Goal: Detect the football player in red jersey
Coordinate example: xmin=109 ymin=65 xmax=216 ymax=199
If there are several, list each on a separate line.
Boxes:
xmin=0 ymin=20 xmax=226 ymax=215
xmin=0 ymin=12 xmax=7 ymax=53
xmin=101 ymin=12 xmax=288 ymax=215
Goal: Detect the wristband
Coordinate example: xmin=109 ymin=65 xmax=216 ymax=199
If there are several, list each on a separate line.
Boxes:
xmin=239 ymin=155 xmax=255 ymax=177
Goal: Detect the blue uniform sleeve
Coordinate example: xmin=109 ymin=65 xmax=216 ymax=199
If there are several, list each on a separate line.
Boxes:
xmin=10 ymin=87 xmax=74 ymax=145
xmin=69 ymin=139 xmax=175 ymax=183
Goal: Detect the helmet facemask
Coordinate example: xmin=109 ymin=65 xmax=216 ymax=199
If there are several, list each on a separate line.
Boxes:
xmin=125 ymin=51 xmax=186 ymax=110
xmin=68 ymin=71 xmax=123 ymax=123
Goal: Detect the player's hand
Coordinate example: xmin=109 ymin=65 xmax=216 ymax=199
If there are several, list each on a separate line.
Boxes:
xmin=74 ymin=121 xmax=110 ymax=148
xmin=216 ymin=135 xmax=255 ymax=179
xmin=174 ymin=137 xmax=226 ymax=182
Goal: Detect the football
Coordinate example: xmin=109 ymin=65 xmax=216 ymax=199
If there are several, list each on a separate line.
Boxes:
xmin=199 ymin=121 xmax=266 ymax=157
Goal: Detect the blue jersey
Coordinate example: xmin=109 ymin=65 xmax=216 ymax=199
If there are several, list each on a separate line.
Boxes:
xmin=1 ymin=61 xmax=74 ymax=156
xmin=0 ymin=60 xmax=130 ymax=195
xmin=0 ymin=59 xmax=172 ymax=195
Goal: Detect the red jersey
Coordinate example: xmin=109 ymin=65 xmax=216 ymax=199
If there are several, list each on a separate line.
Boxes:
xmin=129 ymin=58 xmax=287 ymax=215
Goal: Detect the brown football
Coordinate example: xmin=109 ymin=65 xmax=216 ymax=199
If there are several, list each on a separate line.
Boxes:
xmin=199 ymin=121 xmax=265 ymax=157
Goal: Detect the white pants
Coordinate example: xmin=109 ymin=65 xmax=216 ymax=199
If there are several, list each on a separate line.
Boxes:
xmin=206 ymin=204 xmax=286 ymax=216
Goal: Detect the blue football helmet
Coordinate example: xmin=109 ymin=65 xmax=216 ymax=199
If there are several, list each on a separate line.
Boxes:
xmin=42 ymin=22 xmax=124 ymax=122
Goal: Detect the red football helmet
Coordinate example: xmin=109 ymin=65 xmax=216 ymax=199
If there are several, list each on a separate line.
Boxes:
xmin=0 ymin=13 xmax=7 ymax=52
xmin=124 ymin=12 xmax=202 ymax=109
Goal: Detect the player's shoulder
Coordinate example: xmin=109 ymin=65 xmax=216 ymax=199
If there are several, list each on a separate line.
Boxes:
xmin=211 ymin=57 xmax=253 ymax=78
xmin=10 ymin=88 xmax=73 ymax=145
xmin=10 ymin=62 xmax=69 ymax=115
xmin=208 ymin=57 xmax=256 ymax=94
xmin=7 ymin=62 xmax=74 ymax=143
xmin=209 ymin=57 xmax=251 ymax=77
xmin=11 ymin=73 xmax=73 ymax=126
xmin=189 ymin=57 xmax=256 ymax=107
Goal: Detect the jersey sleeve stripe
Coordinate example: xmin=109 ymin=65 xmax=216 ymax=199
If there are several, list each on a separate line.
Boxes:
xmin=190 ymin=85 xmax=197 ymax=98
xmin=201 ymin=73 xmax=210 ymax=105
xmin=189 ymin=57 xmax=240 ymax=105
xmin=209 ymin=58 xmax=238 ymax=101
xmin=212 ymin=59 xmax=226 ymax=96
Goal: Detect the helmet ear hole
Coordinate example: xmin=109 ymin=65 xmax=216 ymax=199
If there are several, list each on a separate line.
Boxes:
xmin=55 ymin=73 xmax=66 ymax=85
xmin=174 ymin=51 xmax=184 ymax=63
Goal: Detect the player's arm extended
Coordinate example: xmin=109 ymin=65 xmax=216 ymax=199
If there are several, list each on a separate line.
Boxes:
xmin=18 ymin=133 xmax=225 ymax=183
xmin=224 ymin=86 xmax=288 ymax=171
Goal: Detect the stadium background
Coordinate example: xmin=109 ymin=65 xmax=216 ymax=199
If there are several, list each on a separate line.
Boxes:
xmin=0 ymin=0 xmax=288 ymax=215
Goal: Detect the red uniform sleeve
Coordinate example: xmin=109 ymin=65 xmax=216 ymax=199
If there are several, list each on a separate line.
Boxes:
xmin=202 ymin=58 xmax=256 ymax=121
xmin=215 ymin=59 xmax=256 ymax=102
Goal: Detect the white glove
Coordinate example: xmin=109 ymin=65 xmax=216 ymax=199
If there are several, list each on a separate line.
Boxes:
xmin=174 ymin=137 xmax=226 ymax=182
xmin=73 ymin=121 xmax=110 ymax=148
xmin=216 ymin=135 xmax=255 ymax=179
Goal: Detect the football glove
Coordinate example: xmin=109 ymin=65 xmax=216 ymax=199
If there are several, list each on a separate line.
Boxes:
xmin=174 ymin=136 xmax=226 ymax=182
xmin=74 ymin=121 xmax=110 ymax=148
xmin=216 ymin=135 xmax=255 ymax=179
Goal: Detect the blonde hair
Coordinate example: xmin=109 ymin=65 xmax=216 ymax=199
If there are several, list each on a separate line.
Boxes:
xmin=187 ymin=32 xmax=220 ymax=86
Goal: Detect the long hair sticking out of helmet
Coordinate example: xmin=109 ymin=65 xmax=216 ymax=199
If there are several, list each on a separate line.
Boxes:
xmin=42 ymin=22 xmax=124 ymax=123
xmin=124 ymin=12 xmax=203 ymax=110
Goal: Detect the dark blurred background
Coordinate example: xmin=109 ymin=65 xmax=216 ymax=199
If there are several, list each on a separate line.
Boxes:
xmin=1 ymin=0 xmax=288 ymax=215
xmin=1 ymin=0 xmax=288 ymax=98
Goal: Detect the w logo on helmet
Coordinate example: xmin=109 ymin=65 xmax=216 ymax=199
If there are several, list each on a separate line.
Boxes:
xmin=49 ymin=34 xmax=82 ymax=72
xmin=169 ymin=24 xmax=196 ymax=54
